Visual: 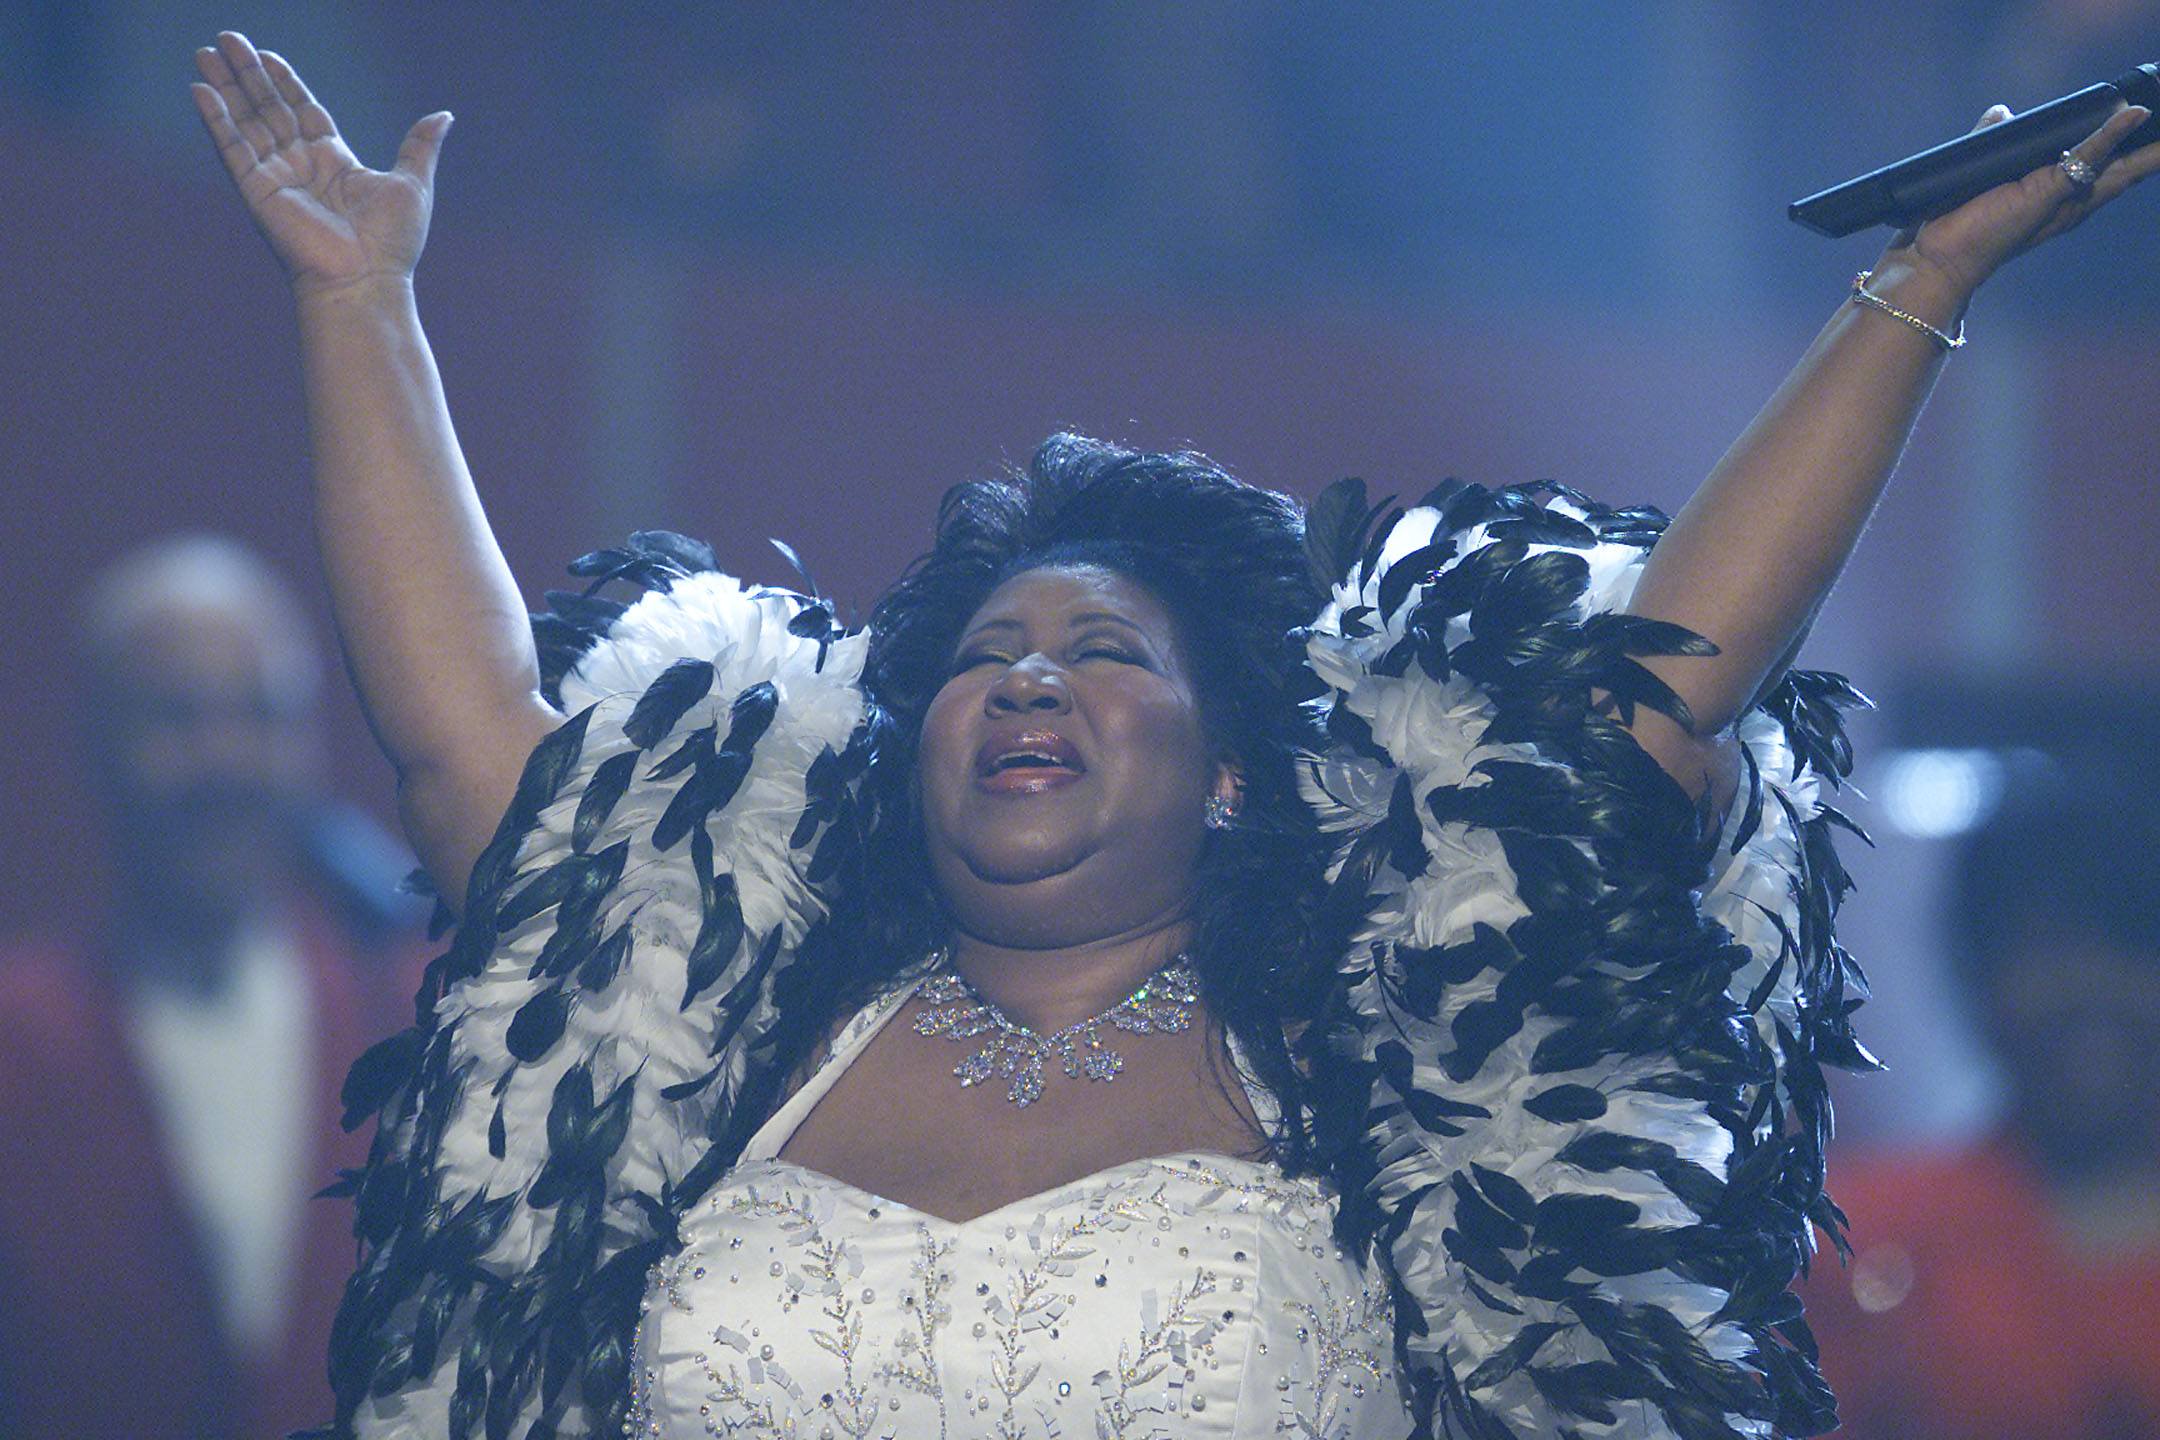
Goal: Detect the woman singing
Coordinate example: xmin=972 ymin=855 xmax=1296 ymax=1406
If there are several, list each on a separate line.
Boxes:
xmin=190 ymin=29 xmax=2158 ymax=1440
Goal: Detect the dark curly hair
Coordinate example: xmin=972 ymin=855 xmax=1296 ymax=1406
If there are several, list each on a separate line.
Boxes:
xmin=755 ymin=432 xmax=1340 ymax=1173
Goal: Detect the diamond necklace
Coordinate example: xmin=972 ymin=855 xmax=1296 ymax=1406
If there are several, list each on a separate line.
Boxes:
xmin=911 ymin=951 xmax=1201 ymax=1107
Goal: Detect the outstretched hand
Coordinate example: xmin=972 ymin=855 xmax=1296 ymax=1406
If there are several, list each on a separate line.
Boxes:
xmin=1895 ymin=101 xmax=2160 ymax=296
xmin=191 ymin=31 xmax=451 ymax=294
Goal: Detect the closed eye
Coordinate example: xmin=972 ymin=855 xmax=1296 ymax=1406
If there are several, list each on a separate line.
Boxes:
xmin=952 ymin=650 xmax=1016 ymax=673
xmin=949 ymin=636 xmax=1149 ymax=672
xmin=1072 ymin=626 xmax=1154 ymax=665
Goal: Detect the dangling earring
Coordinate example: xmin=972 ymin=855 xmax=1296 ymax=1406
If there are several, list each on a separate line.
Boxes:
xmin=1205 ymin=793 xmax=1239 ymax=831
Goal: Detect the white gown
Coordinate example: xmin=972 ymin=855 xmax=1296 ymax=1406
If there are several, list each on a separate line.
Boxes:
xmin=627 ymin=979 xmax=1407 ymax=1439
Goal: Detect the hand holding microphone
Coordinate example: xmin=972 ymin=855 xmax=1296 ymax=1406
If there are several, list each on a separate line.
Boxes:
xmin=1792 ymin=64 xmax=2160 ymax=237
xmin=1790 ymin=67 xmax=2160 ymax=315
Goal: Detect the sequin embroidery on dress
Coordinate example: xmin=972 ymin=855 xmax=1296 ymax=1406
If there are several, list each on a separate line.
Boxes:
xmin=627 ymin=983 xmax=1405 ymax=1438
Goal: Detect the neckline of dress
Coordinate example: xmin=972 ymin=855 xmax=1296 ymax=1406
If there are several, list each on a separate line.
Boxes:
xmin=733 ymin=970 xmax=1294 ymax=1228
xmin=731 ymin=1148 xmax=1300 ymax=1233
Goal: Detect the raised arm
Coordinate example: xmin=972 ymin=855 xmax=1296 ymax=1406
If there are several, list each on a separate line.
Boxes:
xmin=1628 ymin=102 xmax=2158 ymax=748
xmin=192 ymin=32 xmax=559 ymax=903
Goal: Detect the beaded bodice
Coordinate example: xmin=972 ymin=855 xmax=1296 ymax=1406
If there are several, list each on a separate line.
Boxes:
xmin=627 ymin=986 xmax=1404 ymax=1439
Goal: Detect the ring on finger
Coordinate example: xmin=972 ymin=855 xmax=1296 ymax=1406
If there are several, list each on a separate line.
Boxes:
xmin=2058 ymin=149 xmax=2100 ymax=189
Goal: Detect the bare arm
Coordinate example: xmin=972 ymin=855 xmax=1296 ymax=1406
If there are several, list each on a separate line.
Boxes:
xmin=297 ymin=278 xmax=560 ymax=904
xmin=1626 ymin=250 xmax=1966 ymax=751
xmin=1619 ymin=101 xmax=2158 ymax=795
xmin=193 ymin=33 xmax=558 ymax=902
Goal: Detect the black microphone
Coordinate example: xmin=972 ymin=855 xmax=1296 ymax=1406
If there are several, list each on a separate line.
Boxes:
xmin=1791 ymin=64 xmax=2160 ymax=236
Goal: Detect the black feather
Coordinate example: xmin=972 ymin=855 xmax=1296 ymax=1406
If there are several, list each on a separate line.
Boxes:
xmin=623 ymin=659 xmax=715 ymax=750
xmin=1304 ymin=476 xmax=1373 ymax=591
xmin=505 ymin=987 xmax=570 ymax=1063
xmin=341 ymin=1028 xmax=422 ymax=1131
xmin=572 ymin=753 xmax=639 ymax=854
xmin=680 ymin=871 xmax=745 ymax=1010
xmin=1523 ymin=1083 xmax=1609 ymax=1124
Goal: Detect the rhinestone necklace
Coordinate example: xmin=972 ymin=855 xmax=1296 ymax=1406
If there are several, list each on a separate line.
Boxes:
xmin=911 ymin=951 xmax=1201 ymax=1107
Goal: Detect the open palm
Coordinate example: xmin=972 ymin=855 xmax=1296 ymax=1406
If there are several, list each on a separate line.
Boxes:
xmin=191 ymin=31 xmax=449 ymax=291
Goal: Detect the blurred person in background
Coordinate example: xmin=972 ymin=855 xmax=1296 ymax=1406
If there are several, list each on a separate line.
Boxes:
xmin=0 ymin=535 xmax=424 ymax=1440
xmin=1804 ymin=778 xmax=2160 ymax=1439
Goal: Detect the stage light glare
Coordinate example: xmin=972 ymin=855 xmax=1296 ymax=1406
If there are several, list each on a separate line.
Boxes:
xmin=1879 ymin=747 xmax=2006 ymax=838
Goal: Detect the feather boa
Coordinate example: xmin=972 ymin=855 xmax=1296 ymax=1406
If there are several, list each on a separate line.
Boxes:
xmin=1300 ymin=481 xmax=1869 ymax=1438
xmin=318 ymin=494 xmax=1869 ymax=1439
xmin=317 ymin=541 xmax=872 ymax=1440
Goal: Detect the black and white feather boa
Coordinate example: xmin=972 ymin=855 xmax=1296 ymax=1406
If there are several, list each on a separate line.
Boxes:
xmin=318 ymin=491 xmax=1869 ymax=1440
xmin=1299 ymin=482 xmax=1868 ymax=1438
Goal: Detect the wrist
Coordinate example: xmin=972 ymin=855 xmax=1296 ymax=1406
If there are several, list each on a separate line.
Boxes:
xmin=292 ymin=270 xmax=417 ymax=312
xmin=1865 ymin=247 xmax=1979 ymax=329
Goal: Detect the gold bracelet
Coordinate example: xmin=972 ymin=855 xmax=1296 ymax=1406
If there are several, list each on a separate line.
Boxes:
xmin=1850 ymin=269 xmax=1966 ymax=351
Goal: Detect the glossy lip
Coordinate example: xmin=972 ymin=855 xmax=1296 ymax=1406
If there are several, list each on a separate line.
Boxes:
xmin=974 ymin=728 xmax=1086 ymax=792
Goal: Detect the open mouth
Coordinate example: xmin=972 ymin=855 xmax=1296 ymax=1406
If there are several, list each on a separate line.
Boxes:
xmin=986 ymin=750 xmax=1077 ymax=773
xmin=975 ymin=732 xmax=1086 ymax=786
